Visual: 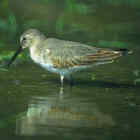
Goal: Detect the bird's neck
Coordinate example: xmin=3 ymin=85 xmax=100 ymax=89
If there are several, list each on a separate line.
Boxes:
xmin=29 ymin=36 xmax=46 ymax=63
xmin=30 ymin=44 xmax=42 ymax=63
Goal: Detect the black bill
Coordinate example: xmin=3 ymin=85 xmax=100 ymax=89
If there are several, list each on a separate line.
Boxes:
xmin=7 ymin=46 xmax=22 ymax=67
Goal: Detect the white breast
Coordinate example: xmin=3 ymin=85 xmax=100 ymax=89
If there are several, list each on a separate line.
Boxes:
xmin=30 ymin=47 xmax=44 ymax=65
xmin=30 ymin=47 xmax=60 ymax=74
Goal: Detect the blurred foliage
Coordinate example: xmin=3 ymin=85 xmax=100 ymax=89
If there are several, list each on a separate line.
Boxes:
xmin=0 ymin=0 xmax=9 ymax=16
xmin=32 ymin=0 xmax=140 ymax=8
xmin=0 ymin=0 xmax=139 ymax=54
xmin=23 ymin=19 xmax=49 ymax=30
xmin=0 ymin=41 xmax=5 ymax=48
xmin=97 ymin=40 xmax=131 ymax=48
xmin=55 ymin=0 xmax=92 ymax=34
xmin=0 ymin=19 xmax=8 ymax=30
xmin=55 ymin=16 xmax=90 ymax=35
xmin=8 ymin=12 xmax=17 ymax=36
xmin=33 ymin=0 xmax=58 ymax=4
xmin=65 ymin=0 xmax=90 ymax=15
xmin=0 ymin=0 xmax=18 ymax=42
xmin=0 ymin=11 xmax=18 ymax=41
xmin=101 ymin=0 xmax=140 ymax=7
xmin=55 ymin=17 xmax=64 ymax=33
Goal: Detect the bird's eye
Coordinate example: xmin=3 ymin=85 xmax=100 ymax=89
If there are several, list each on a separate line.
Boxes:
xmin=20 ymin=37 xmax=27 ymax=45
xmin=22 ymin=37 xmax=26 ymax=41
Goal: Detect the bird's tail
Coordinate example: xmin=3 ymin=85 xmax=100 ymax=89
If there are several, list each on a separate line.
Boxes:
xmin=115 ymin=48 xmax=133 ymax=56
xmin=77 ymin=48 xmax=133 ymax=66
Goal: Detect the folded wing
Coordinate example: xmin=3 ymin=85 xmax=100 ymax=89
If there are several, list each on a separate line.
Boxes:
xmin=45 ymin=39 xmax=122 ymax=68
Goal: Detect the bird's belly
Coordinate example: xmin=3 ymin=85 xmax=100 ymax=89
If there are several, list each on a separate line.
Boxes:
xmin=39 ymin=62 xmax=70 ymax=75
xmin=38 ymin=62 xmax=90 ymax=76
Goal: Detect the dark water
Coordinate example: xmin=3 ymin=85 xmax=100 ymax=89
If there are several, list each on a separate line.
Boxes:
xmin=0 ymin=0 xmax=140 ymax=139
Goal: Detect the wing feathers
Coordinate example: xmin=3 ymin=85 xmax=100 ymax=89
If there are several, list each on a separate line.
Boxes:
xmin=51 ymin=49 xmax=121 ymax=68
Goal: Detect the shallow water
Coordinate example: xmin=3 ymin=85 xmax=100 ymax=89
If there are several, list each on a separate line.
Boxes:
xmin=0 ymin=0 xmax=140 ymax=139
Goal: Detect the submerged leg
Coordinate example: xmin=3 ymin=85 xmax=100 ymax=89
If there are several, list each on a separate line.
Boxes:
xmin=66 ymin=74 xmax=73 ymax=86
xmin=60 ymin=75 xmax=64 ymax=86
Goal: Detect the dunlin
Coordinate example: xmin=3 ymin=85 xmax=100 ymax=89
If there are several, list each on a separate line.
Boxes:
xmin=8 ymin=29 xmax=132 ymax=85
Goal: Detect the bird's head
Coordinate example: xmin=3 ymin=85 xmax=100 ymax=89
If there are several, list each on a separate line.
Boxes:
xmin=7 ymin=29 xmax=45 ymax=67
xmin=20 ymin=29 xmax=45 ymax=49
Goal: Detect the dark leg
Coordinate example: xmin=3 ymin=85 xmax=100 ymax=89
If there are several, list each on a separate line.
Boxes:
xmin=66 ymin=74 xmax=73 ymax=86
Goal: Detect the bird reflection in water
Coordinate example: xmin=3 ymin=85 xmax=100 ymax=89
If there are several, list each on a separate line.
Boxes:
xmin=16 ymin=88 xmax=115 ymax=136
